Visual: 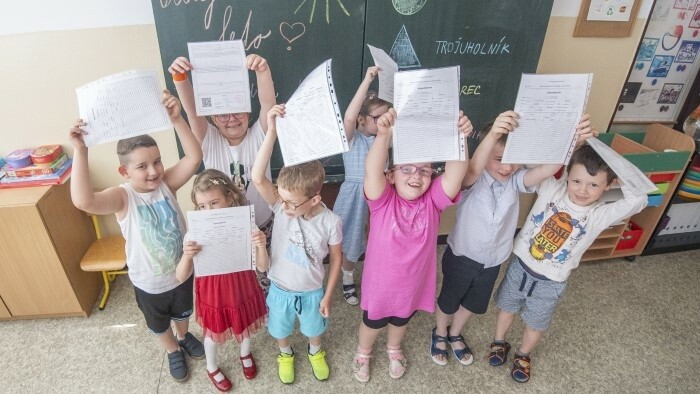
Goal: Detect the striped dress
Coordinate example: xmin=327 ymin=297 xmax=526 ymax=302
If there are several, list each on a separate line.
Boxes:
xmin=333 ymin=131 xmax=374 ymax=262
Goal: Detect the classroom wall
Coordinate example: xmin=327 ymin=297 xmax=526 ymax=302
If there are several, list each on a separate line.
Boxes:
xmin=0 ymin=0 xmax=653 ymax=236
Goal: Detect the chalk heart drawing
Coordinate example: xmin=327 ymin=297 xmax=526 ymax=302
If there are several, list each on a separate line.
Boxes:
xmin=280 ymin=22 xmax=306 ymax=44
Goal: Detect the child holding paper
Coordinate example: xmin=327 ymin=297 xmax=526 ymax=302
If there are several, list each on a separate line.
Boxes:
xmin=488 ymin=144 xmax=647 ymax=383
xmin=251 ymin=104 xmax=343 ymax=385
xmin=69 ymin=91 xmax=204 ymax=383
xmin=431 ymin=112 xmax=596 ymax=366
xmin=169 ymin=53 xmax=276 ymax=293
xmin=175 ymin=169 xmax=268 ymax=392
xmin=352 ymin=108 xmax=472 ymax=382
xmin=333 ymin=66 xmax=390 ymax=305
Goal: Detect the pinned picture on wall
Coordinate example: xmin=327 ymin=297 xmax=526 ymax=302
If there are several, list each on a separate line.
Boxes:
xmin=637 ymin=38 xmax=660 ymax=60
xmin=620 ymin=82 xmax=643 ymax=103
xmin=636 ymin=89 xmax=661 ymax=106
xmin=675 ymin=40 xmax=700 ymax=62
xmin=674 ymin=0 xmax=691 ymax=10
xmin=691 ymin=4 xmax=700 ymax=27
xmin=647 ymin=55 xmax=675 ymax=77
xmin=657 ymin=83 xmax=684 ymax=103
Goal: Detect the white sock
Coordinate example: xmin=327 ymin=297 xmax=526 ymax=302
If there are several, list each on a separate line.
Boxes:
xmin=309 ymin=343 xmax=321 ymax=355
xmin=342 ymin=268 xmax=354 ymax=286
xmin=204 ymin=337 xmax=224 ymax=382
xmin=280 ymin=345 xmax=293 ymax=355
xmin=240 ymin=337 xmax=253 ymax=367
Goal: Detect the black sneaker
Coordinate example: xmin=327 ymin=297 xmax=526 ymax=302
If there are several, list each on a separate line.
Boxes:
xmin=168 ymin=348 xmax=189 ymax=382
xmin=177 ymin=332 xmax=205 ymax=360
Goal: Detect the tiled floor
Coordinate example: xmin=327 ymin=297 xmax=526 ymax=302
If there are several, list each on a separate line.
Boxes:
xmin=2 ymin=247 xmax=699 ymax=393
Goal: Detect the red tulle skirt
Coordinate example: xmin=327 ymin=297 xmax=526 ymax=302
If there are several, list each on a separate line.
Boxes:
xmin=195 ymin=270 xmax=268 ymax=344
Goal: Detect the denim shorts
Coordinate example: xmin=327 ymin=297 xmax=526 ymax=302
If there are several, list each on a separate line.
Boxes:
xmin=266 ymin=283 xmax=327 ymax=339
xmin=494 ymin=256 xmax=567 ymax=332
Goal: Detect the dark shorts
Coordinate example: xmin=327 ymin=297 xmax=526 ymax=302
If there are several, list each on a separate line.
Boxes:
xmin=362 ymin=310 xmax=417 ymax=330
xmin=437 ymin=246 xmax=502 ymax=315
xmin=133 ymin=275 xmax=194 ymax=334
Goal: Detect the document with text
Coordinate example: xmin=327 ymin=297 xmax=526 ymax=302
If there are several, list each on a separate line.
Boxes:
xmin=367 ymin=44 xmax=398 ymax=103
xmin=188 ymin=40 xmax=251 ymax=116
xmin=186 ymin=206 xmax=256 ymax=277
xmin=276 ymin=59 xmax=348 ymax=166
xmin=392 ymin=66 xmax=464 ymax=165
xmin=502 ymin=73 xmax=593 ymax=165
xmin=76 ymin=69 xmax=171 ymax=147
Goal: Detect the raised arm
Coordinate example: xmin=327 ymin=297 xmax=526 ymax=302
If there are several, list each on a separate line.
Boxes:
xmin=69 ymin=119 xmax=127 ymax=215
xmin=343 ymin=66 xmax=379 ymax=141
xmin=364 ymin=108 xmax=395 ymax=200
xmin=252 ymin=105 xmax=285 ymax=205
xmin=169 ymin=57 xmax=209 ymax=144
xmin=441 ymin=110 xmax=473 ymax=199
xmin=247 ymin=54 xmax=276 ymax=132
xmin=523 ymin=113 xmax=598 ymax=188
xmin=162 ymin=90 xmax=203 ymax=192
xmin=463 ymin=110 xmax=518 ymax=188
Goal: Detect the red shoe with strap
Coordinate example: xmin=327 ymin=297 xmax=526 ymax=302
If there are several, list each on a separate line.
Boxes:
xmin=240 ymin=353 xmax=258 ymax=380
xmin=207 ymin=368 xmax=232 ymax=392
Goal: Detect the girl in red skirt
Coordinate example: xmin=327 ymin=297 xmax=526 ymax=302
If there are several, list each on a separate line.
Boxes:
xmin=176 ymin=169 xmax=268 ymax=392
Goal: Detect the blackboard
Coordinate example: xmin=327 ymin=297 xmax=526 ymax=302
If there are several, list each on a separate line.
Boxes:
xmin=150 ymin=0 xmax=553 ymax=179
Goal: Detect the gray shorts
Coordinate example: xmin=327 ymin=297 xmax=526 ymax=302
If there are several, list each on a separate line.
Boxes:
xmin=494 ymin=256 xmax=567 ymax=332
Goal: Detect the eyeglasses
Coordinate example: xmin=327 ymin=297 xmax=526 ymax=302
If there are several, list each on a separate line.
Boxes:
xmin=214 ymin=113 xmax=248 ymax=122
xmin=394 ymin=165 xmax=435 ymax=177
xmin=274 ymin=190 xmax=315 ymax=211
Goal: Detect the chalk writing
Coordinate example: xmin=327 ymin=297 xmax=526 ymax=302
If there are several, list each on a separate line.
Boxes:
xmin=295 ymin=0 xmax=351 ymax=24
xmin=460 ymin=85 xmax=481 ymax=95
xmin=435 ymin=36 xmax=510 ymax=55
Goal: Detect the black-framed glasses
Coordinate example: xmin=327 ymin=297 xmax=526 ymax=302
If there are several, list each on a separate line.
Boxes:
xmin=214 ymin=113 xmax=248 ymax=122
xmin=394 ymin=165 xmax=435 ymax=177
xmin=274 ymin=190 xmax=315 ymax=211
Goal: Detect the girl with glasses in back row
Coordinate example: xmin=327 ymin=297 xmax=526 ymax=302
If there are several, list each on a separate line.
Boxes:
xmin=332 ymin=66 xmax=390 ymax=306
xmin=168 ymin=53 xmax=277 ymax=295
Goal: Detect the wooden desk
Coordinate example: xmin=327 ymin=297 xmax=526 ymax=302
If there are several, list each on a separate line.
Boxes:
xmin=0 ymin=181 xmax=101 ymax=319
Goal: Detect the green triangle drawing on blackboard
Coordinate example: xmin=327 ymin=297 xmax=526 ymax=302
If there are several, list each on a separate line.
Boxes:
xmin=390 ymin=25 xmax=421 ymax=70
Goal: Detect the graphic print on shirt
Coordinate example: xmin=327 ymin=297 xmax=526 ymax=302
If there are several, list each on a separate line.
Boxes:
xmin=284 ymin=219 xmax=318 ymax=268
xmin=528 ymin=204 xmax=586 ymax=263
xmin=392 ymin=201 xmax=427 ymax=237
xmin=230 ymin=161 xmax=250 ymax=192
xmin=137 ymin=197 xmax=183 ymax=275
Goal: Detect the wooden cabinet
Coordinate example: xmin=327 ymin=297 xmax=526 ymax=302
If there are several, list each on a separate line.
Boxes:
xmin=581 ymin=124 xmax=695 ymax=261
xmin=0 ymin=181 xmax=101 ymax=319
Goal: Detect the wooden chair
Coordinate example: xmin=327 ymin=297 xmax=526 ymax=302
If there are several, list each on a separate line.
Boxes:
xmin=79 ymin=215 xmax=127 ymax=310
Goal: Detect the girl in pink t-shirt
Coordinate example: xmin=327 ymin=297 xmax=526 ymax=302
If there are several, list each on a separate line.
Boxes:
xmin=352 ymin=108 xmax=473 ymax=382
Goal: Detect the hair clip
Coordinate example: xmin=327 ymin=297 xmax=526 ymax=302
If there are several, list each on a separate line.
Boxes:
xmin=210 ymin=178 xmax=221 ymax=185
xmin=367 ymin=93 xmax=376 ymax=100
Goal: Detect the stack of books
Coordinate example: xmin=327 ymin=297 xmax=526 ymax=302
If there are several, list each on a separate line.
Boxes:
xmin=0 ymin=145 xmax=72 ymax=189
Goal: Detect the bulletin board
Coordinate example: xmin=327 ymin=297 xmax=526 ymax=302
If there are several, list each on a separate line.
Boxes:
xmin=614 ymin=0 xmax=700 ymax=123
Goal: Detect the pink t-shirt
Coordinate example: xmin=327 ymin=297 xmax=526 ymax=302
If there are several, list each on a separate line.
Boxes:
xmin=361 ymin=177 xmax=459 ymax=319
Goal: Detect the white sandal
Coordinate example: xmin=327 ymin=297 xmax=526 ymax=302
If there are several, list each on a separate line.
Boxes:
xmin=353 ymin=347 xmax=372 ymax=383
xmin=387 ymin=346 xmax=407 ymax=379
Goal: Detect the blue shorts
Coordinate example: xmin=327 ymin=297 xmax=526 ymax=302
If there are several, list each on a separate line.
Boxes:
xmin=494 ymin=256 xmax=567 ymax=332
xmin=266 ymin=283 xmax=327 ymax=339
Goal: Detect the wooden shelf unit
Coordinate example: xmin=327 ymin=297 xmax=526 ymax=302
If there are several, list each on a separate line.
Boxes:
xmin=0 ymin=181 xmax=101 ymax=319
xmin=581 ymin=124 xmax=695 ymax=262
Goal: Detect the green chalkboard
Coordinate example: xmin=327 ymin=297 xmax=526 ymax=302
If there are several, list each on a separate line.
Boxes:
xmin=151 ymin=1 xmax=553 ymax=179
xmin=150 ymin=0 xmax=367 ymax=179
xmin=364 ymin=1 xmax=553 ymax=153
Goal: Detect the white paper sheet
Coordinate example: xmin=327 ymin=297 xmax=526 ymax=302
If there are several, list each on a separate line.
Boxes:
xmin=367 ymin=44 xmax=398 ymax=103
xmin=392 ymin=66 xmax=464 ymax=165
xmin=276 ymin=59 xmax=348 ymax=166
xmin=188 ymin=40 xmax=251 ymax=116
xmin=186 ymin=206 xmax=256 ymax=277
xmin=586 ymin=137 xmax=658 ymax=196
xmin=76 ymin=69 xmax=172 ymax=147
xmin=502 ymin=74 xmax=593 ymax=165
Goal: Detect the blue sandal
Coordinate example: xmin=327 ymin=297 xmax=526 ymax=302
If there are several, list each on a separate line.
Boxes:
xmin=430 ymin=328 xmax=449 ymax=366
xmin=447 ymin=330 xmax=474 ymax=366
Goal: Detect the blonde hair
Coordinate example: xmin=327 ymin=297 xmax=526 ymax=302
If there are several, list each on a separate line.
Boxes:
xmin=191 ymin=169 xmax=247 ymax=209
xmin=277 ymin=160 xmax=325 ymax=198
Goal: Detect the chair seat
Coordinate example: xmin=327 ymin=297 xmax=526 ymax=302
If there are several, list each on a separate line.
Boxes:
xmin=80 ymin=236 xmax=127 ymax=272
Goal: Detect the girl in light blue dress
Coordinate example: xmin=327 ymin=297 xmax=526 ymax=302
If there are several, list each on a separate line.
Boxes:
xmin=333 ymin=67 xmax=390 ymax=305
